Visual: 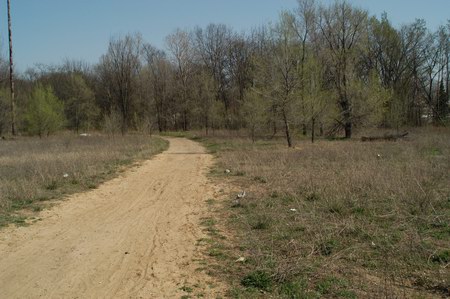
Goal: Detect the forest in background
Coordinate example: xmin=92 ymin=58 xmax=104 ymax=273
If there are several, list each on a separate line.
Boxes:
xmin=0 ymin=0 xmax=449 ymax=146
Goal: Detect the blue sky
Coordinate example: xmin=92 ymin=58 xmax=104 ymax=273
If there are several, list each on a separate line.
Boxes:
xmin=0 ymin=0 xmax=448 ymax=72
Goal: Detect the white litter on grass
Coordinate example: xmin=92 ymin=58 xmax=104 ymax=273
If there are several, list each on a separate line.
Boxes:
xmin=371 ymin=241 xmax=376 ymax=247
xmin=80 ymin=133 xmax=91 ymax=137
xmin=63 ymin=173 xmax=69 ymax=178
xmin=290 ymin=208 xmax=297 ymax=212
xmin=237 ymin=191 xmax=246 ymax=199
xmin=225 ymin=169 xmax=231 ymax=173
xmin=235 ymin=257 xmax=246 ymax=263
xmin=377 ymin=154 xmax=382 ymax=158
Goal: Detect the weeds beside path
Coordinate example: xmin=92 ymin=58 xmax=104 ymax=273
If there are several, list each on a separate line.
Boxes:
xmin=195 ymin=128 xmax=450 ymax=298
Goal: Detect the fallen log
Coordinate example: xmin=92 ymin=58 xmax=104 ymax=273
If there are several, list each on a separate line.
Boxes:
xmin=361 ymin=132 xmax=408 ymax=142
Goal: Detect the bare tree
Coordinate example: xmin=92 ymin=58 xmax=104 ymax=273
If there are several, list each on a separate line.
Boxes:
xmin=302 ymin=55 xmax=329 ymax=143
xmin=98 ymin=34 xmax=142 ymax=134
xmin=228 ymin=33 xmax=253 ymax=104
xmin=255 ymin=12 xmax=300 ymax=147
xmin=420 ymin=30 xmax=446 ymax=123
xmin=318 ymin=1 xmax=368 ymax=138
xmin=195 ymin=24 xmax=232 ymax=113
xmin=143 ymin=44 xmax=172 ymax=132
xmin=166 ymin=29 xmax=195 ymax=131
xmin=192 ymin=68 xmax=215 ymax=135
xmin=292 ymin=0 xmax=316 ymax=135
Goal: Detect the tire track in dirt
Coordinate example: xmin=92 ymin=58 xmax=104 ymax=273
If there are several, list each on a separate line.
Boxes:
xmin=0 ymin=138 xmax=222 ymax=298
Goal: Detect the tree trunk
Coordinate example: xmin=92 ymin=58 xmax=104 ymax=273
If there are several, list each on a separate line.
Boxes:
xmin=8 ymin=0 xmax=16 ymax=136
xmin=121 ymin=114 xmax=128 ymax=135
xmin=272 ymin=120 xmax=277 ymax=137
xmin=282 ymin=109 xmax=292 ymax=147
xmin=182 ymin=108 xmax=188 ymax=131
xmin=311 ymin=117 xmax=315 ymax=143
xmin=445 ymin=44 xmax=449 ymax=104
xmin=156 ymin=103 xmax=163 ymax=132
xmin=344 ymin=121 xmax=352 ymax=139
xmin=340 ymin=98 xmax=352 ymax=139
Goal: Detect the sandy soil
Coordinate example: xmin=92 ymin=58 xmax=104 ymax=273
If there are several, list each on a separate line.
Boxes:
xmin=0 ymin=138 xmax=223 ymax=298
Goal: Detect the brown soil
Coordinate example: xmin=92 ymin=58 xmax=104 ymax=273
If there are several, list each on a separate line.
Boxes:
xmin=0 ymin=138 xmax=223 ymax=298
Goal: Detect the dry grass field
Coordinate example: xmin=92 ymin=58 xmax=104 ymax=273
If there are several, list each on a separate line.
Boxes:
xmin=195 ymin=128 xmax=450 ymax=298
xmin=0 ymin=134 xmax=168 ymax=227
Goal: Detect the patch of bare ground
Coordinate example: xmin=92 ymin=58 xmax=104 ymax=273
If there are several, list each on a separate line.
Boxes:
xmin=196 ymin=127 xmax=450 ymax=298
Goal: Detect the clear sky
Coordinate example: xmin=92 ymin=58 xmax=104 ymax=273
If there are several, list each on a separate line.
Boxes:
xmin=0 ymin=0 xmax=448 ymax=73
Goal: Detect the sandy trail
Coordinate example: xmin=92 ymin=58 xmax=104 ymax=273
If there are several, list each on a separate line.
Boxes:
xmin=0 ymin=138 xmax=221 ymax=298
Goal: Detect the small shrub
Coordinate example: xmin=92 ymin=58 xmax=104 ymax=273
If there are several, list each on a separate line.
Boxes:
xmin=319 ymin=239 xmax=337 ymax=256
xmin=281 ymin=194 xmax=296 ymax=204
xmin=46 ymin=180 xmax=58 ymax=190
xmin=327 ymin=203 xmax=342 ymax=214
xmin=305 ymin=192 xmax=320 ymax=202
xmin=251 ymin=215 xmax=271 ymax=230
xmin=270 ymin=191 xmax=280 ymax=198
xmin=253 ymin=176 xmax=267 ymax=183
xmin=431 ymin=250 xmax=449 ymax=264
xmin=37 ymin=196 xmax=50 ymax=202
xmin=87 ymin=183 xmax=97 ymax=189
xmin=32 ymin=206 xmax=42 ymax=212
xmin=241 ymin=270 xmax=272 ymax=291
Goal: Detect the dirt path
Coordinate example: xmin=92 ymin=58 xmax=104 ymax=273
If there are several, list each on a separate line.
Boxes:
xmin=0 ymin=138 xmax=222 ymax=298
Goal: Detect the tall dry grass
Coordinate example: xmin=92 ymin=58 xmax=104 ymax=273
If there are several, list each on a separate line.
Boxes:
xmin=201 ymin=127 xmax=450 ymax=298
xmin=0 ymin=133 xmax=168 ymax=226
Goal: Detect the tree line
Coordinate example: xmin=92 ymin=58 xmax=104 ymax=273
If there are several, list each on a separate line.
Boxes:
xmin=0 ymin=0 xmax=448 ymax=145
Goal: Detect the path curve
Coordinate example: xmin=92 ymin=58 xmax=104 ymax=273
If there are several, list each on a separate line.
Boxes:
xmin=0 ymin=138 xmax=221 ymax=298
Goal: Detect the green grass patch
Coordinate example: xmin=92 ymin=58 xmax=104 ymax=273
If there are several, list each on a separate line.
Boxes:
xmin=0 ymin=214 xmax=27 ymax=228
xmin=241 ymin=270 xmax=272 ymax=291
